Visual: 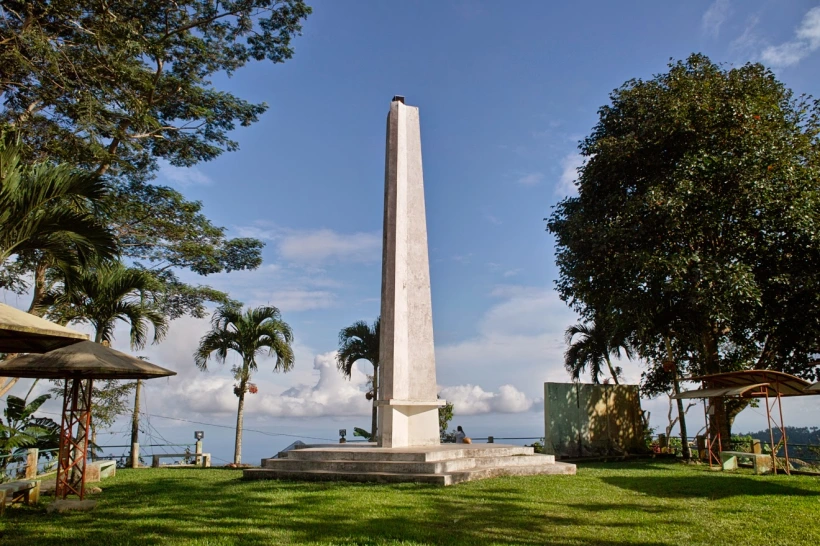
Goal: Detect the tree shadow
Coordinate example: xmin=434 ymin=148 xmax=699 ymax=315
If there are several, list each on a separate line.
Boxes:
xmin=601 ymin=474 xmax=820 ymax=499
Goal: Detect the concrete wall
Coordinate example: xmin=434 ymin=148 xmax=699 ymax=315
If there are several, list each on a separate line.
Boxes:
xmin=544 ymin=383 xmax=645 ymax=457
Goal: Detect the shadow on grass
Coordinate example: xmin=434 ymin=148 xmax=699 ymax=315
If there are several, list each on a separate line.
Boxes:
xmin=0 ymin=470 xmax=669 ymax=546
xmin=601 ymin=474 xmax=820 ymax=499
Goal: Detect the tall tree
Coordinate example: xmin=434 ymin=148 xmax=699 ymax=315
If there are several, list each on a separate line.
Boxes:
xmin=337 ymin=317 xmax=380 ymax=440
xmin=564 ymin=318 xmax=632 ymax=384
xmin=0 ymin=0 xmax=312 ymax=314
xmin=195 ymin=305 xmax=295 ymax=464
xmin=46 ymin=262 xmax=167 ymax=347
xmin=547 ymin=54 xmax=820 ymax=440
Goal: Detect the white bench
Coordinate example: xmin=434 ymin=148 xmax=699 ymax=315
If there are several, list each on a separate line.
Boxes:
xmin=0 ymin=480 xmax=41 ymax=514
xmin=151 ymin=453 xmax=211 ymax=468
xmin=720 ymin=451 xmax=773 ymax=474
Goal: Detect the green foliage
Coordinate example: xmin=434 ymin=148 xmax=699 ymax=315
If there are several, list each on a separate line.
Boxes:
xmin=0 ymin=394 xmax=60 ymax=480
xmin=0 ymin=134 xmax=117 ymax=267
xmin=45 ymin=261 xmax=168 ymax=349
xmin=336 ymin=318 xmax=380 ymax=379
xmin=564 ymin=318 xmax=632 ymax=384
xmin=438 ymin=396 xmax=454 ymax=438
xmin=352 ymin=427 xmax=373 ymax=442
xmin=0 ymin=0 xmax=312 ymax=180
xmin=547 ymin=54 xmax=820 ymax=390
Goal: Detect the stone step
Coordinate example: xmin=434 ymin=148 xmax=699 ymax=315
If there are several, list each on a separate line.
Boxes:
xmin=284 ymin=445 xmax=534 ymax=463
xmin=449 ymin=462 xmax=577 ymax=485
xmin=262 ymin=453 xmax=555 ymax=474
xmin=245 ymin=468 xmax=449 ymax=485
xmin=244 ymin=460 xmax=576 ymax=487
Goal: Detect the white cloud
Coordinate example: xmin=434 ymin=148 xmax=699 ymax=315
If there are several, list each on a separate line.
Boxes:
xmin=502 ymin=269 xmax=521 ymax=278
xmin=253 ymin=352 xmax=371 ymax=417
xmin=439 ymin=384 xmax=535 ymax=415
xmin=702 ymin=0 xmax=731 ymax=38
xmin=556 ymin=153 xmax=583 ymax=196
xmin=279 ymin=229 xmax=381 ymax=265
xmin=157 ymin=160 xmax=213 ymax=187
xmin=761 ymin=7 xmax=820 ymax=67
xmin=485 ymin=214 xmax=502 ymax=225
xmin=268 ymin=289 xmax=336 ymax=312
xmin=516 ymin=172 xmax=544 ymax=186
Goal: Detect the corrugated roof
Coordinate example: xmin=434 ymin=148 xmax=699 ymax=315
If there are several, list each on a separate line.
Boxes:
xmin=0 ymin=303 xmax=88 ymax=353
xmin=686 ymin=370 xmax=812 ymax=397
xmin=0 ymin=340 xmax=176 ymax=380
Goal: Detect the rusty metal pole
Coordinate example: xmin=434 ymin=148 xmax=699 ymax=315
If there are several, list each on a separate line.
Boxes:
xmin=55 ymin=380 xmax=71 ymax=499
xmin=765 ymin=389 xmax=777 ymax=475
xmin=775 ymin=381 xmax=790 ymax=475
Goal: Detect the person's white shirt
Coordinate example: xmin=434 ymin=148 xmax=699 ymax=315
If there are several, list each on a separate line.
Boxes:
xmin=455 ymin=430 xmax=466 ymax=443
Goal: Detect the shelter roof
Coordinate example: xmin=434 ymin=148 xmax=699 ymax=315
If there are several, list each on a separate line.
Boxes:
xmin=671 ymin=383 xmax=771 ymax=400
xmin=0 ymin=340 xmax=176 ymax=380
xmin=807 ymin=382 xmax=820 ymax=393
xmin=0 ymin=303 xmax=88 ymax=353
xmin=682 ymin=370 xmax=812 ymax=398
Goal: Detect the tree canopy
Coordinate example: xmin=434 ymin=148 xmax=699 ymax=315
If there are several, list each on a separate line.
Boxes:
xmin=547 ymin=54 xmax=820 ymax=416
xmin=0 ymin=0 xmax=312 ymax=316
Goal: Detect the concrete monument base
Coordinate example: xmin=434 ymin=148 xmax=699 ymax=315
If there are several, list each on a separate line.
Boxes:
xmin=244 ymin=443 xmax=576 ymax=486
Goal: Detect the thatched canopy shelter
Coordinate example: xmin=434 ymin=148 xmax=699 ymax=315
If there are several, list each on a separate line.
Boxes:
xmin=0 ymin=340 xmax=176 ymax=380
xmin=0 ymin=341 xmax=175 ymax=500
xmin=0 ymin=303 xmax=88 ymax=353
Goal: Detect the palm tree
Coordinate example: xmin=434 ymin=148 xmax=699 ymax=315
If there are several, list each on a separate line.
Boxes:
xmin=337 ymin=317 xmax=380 ymax=440
xmin=195 ymin=305 xmax=294 ymax=464
xmin=0 ymin=133 xmax=117 ymax=268
xmin=564 ymin=319 xmax=633 ymax=384
xmin=46 ymin=261 xmax=167 ymax=348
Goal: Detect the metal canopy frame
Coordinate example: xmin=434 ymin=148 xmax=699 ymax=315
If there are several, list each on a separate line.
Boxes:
xmin=674 ymin=371 xmax=817 ymax=475
xmin=56 ymin=378 xmax=94 ymax=499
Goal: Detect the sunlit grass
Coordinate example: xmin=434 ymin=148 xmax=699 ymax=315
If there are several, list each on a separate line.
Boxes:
xmin=1 ymin=461 xmax=818 ymax=545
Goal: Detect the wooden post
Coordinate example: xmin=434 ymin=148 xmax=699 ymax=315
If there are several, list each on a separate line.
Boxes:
xmin=25 ymin=448 xmax=38 ymax=479
xmin=751 ymin=439 xmax=762 ymax=454
xmin=129 ymin=379 xmax=141 ymax=467
xmin=131 ymin=442 xmax=140 ymax=469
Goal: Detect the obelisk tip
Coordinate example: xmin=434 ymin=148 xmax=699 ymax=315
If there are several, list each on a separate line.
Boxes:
xmin=391 ymin=95 xmax=405 ymax=104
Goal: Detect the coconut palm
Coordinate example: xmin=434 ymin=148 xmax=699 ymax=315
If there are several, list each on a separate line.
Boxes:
xmin=195 ymin=305 xmax=295 ymax=464
xmin=564 ymin=319 xmax=633 ymax=384
xmin=46 ymin=261 xmax=167 ymax=348
xmin=337 ymin=317 xmax=380 ymax=440
xmin=0 ymin=133 xmax=117 ymax=267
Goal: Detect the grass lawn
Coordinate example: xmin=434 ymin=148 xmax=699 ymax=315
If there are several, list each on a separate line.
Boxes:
xmin=1 ymin=460 xmax=819 ymax=545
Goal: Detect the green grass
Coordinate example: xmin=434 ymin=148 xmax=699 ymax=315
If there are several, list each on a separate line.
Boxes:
xmin=1 ymin=461 xmax=819 ymax=545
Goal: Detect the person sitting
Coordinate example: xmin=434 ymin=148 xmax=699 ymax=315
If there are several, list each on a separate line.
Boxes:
xmin=454 ymin=425 xmax=471 ymax=444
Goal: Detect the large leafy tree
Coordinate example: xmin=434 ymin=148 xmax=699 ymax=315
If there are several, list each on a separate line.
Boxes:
xmin=337 ymin=317 xmax=380 ymax=440
xmin=0 ymin=0 xmax=311 ymax=314
xmin=195 ymin=305 xmax=294 ymax=464
xmin=547 ymin=54 xmax=820 ymax=440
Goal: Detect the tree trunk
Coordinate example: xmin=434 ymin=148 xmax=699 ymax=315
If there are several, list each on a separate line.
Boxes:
xmin=665 ymin=336 xmax=691 ymax=459
xmin=702 ymin=329 xmax=730 ymax=442
xmin=0 ymin=377 xmax=19 ymax=397
xmin=129 ymin=380 xmax=142 ymax=467
xmin=90 ymin=423 xmax=97 ymax=462
xmin=371 ymin=364 xmax=379 ymax=441
xmin=234 ymin=364 xmax=248 ymax=465
xmin=27 ymin=259 xmax=49 ymax=316
xmin=604 ymin=355 xmax=620 ymax=384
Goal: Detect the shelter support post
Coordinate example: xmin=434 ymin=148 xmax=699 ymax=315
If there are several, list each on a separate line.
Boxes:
xmin=55 ymin=378 xmax=93 ymax=499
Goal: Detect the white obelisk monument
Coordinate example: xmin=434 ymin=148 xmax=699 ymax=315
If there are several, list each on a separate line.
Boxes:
xmin=377 ymin=96 xmax=445 ymax=448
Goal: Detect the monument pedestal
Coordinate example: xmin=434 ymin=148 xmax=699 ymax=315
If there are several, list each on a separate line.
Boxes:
xmin=246 ymin=443 xmax=576 ymax=486
xmin=377 ymin=399 xmax=445 ymax=448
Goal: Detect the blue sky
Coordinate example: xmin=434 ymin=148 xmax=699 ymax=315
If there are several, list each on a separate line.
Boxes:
xmin=5 ymin=0 xmax=820 ymax=464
